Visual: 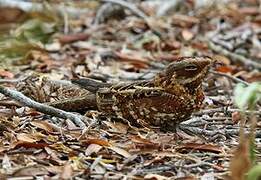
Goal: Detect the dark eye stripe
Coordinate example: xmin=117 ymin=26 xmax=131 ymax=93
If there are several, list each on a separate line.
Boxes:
xmin=185 ymin=66 xmax=198 ymax=71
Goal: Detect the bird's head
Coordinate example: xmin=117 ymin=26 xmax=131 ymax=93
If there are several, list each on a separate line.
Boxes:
xmin=154 ymin=57 xmax=213 ymax=90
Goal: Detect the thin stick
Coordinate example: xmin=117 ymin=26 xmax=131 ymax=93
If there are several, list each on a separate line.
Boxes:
xmin=0 ymin=85 xmax=87 ymax=128
xmin=179 ymin=124 xmax=261 ymax=138
xmin=0 ymin=76 xmax=27 ymax=84
xmin=195 ymin=107 xmax=261 ymax=116
xmin=210 ymin=70 xmax=249 ymax=86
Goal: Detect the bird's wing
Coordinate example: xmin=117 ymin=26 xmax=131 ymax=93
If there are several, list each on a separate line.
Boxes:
xmin=111 ymin=80 xmax=154 ymax=91
xmin=72 ymin=78 xmax=154 ymax=93
xmin=71 ymin=78 xmax=112 ymax=93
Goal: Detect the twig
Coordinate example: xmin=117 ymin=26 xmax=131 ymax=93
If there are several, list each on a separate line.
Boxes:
xmin=0 ymin=85 xmax=87 ymax=128
xmin=195 ymin=107 xmax=261 ymax=116
xmin=209 ymin=41 xmax=261 ymax=70
xmin=102 ymin=0 xmax=148 ymax=19
xmin=211 ymin=36 xmax=234 ymax=50
xmin=0 ymin=76 xmax=28 ymax=84
xmin=179 ymin=124 xmax=261 ymax=138
xmin=210 ymin=70 xmax=249 ymax=86
xmin=156 ymin=0 xmax=182 ymax=16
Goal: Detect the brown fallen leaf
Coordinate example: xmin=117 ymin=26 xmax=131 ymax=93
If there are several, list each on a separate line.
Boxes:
xmin=171 ymin=14 xmax=199 ymax=28
xmin=114 ymin=51 xmax=149 ymax=69
xmin=83 ymin=138 xmax=110 ymax=147
xmin=31 ymin=121 xmax=56 ymax=134
xmin=0 ymin=7 xmax=26 ymax=23
xmin=0 ymin=69 xmax=14 ymax=79
xmin=16 ymin=132 xmax=45 ymax=143
xmin=215 ymin=66 xmax=234 ymax=73
xmin=130 ymin=136 xmax=159 ymax=149
xmin=14 ymin=142 xmax=49 ymax=149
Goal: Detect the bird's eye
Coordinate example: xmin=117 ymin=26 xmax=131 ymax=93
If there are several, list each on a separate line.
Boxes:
xmin=185 ymin=65 xmax=198 ymax=71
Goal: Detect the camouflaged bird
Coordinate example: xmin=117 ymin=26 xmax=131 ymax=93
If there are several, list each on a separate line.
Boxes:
xmin=68 ymin=57 xmax=212 ymax=128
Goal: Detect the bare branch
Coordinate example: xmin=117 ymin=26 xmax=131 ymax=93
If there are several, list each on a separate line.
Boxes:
xmin=0 ymin=85 xmax=88 ymax=128
xmin=210 ymin=70 xmax=249 ymax=86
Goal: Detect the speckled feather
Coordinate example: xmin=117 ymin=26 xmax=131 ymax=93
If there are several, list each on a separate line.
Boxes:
xmin=72 ymin=57 xmax=212 ymax=128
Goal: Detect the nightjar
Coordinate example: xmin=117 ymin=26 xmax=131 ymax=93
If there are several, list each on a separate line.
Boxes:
xmin=71 ymin=57 xmax=212 ymax=128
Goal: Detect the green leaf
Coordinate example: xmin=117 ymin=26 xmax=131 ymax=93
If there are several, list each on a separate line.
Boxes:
xmin=14 ymin=19 xmax=57 ymax=44
xmin=234 ymin=83 xmax=261 ymax=110
xmin=247 ymin=164 xmax=261 ymax=180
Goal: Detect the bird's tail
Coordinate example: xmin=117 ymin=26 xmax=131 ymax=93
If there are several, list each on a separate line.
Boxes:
xmin=46 ymin=93 xmax=97 ymax=112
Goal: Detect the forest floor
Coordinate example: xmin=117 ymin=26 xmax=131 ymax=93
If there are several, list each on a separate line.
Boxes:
xmin=0 ymin=0 xmax=260 ymax=179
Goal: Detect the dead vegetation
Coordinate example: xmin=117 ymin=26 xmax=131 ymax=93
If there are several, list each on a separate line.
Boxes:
xmin=0 ymin=0 xmax=260 ymax=179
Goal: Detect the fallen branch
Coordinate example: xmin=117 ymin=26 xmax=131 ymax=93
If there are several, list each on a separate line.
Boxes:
xmin=209 ymin=41 xmax=261 ymax=70
xmin=0 ymin=85 xmax=87 ymax=128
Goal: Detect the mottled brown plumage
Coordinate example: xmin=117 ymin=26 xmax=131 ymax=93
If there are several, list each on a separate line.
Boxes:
xmin=71 ymin=57 xmax=212 ymax=129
